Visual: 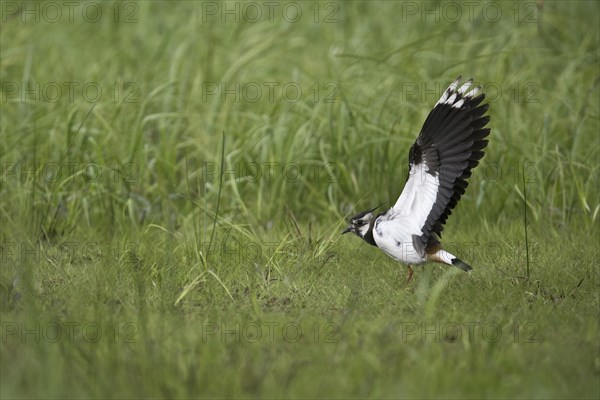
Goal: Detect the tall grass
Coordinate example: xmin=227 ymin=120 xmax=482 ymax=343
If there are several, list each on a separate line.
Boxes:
xmin=1 ymin=1 xmax=599 ymax=398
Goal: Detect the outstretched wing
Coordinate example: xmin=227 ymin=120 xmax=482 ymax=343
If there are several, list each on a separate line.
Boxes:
xmin=392 ymin=76 xmax=490 ymax=256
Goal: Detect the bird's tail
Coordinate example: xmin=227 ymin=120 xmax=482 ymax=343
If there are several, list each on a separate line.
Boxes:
xmin=428 ymin=249 xmax=473 ymax=272
xmin=451 ymin=257 xmax=473 ymax=272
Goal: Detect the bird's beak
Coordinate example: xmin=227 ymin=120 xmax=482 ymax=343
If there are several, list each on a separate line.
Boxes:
xmin=341 ymin=226 xmax=353 ymax=235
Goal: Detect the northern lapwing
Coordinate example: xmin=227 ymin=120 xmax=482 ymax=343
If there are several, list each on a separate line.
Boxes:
xmin=342 ymin=76 xmax=490 ymax=282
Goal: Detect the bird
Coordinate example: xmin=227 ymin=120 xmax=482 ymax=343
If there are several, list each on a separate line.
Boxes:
xmin=342 ymin=76 xmax=490 ymax=283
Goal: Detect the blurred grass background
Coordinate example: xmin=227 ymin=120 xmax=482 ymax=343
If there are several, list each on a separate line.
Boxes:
xmin=1 ymin=1 xmax=599 ymax=398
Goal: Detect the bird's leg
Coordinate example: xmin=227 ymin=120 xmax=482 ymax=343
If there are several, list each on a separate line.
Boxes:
xmin=406 ymin=265 xmax=414 ymax=284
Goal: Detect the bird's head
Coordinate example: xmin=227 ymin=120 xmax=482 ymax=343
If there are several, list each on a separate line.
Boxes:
xmin=342 ymin=205 xmax=380 ymax=239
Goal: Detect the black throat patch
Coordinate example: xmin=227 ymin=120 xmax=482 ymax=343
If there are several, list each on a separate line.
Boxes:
xmin=361 ymin=212 xmax=385 ymax=247
xmin=362 ymin=223 xmax=377 ymax=247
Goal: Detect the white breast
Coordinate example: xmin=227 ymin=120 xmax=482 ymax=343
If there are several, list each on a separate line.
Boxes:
xmin=372 ymin=211 xmax=428 ymax=265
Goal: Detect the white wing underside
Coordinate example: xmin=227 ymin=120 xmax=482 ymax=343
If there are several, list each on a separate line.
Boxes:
xmin=393 ymin=162 xmax=439 ymax=227
xmin=372 ymin=163 xmax=440 ymax=264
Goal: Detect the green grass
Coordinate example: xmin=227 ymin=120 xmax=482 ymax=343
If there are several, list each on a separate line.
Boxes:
xmin=1 ymin=1 xmax=599 ymax=398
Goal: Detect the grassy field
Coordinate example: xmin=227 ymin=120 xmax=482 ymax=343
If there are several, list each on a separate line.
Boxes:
xmin=1 ymin=1 xmax=599 ymax=398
